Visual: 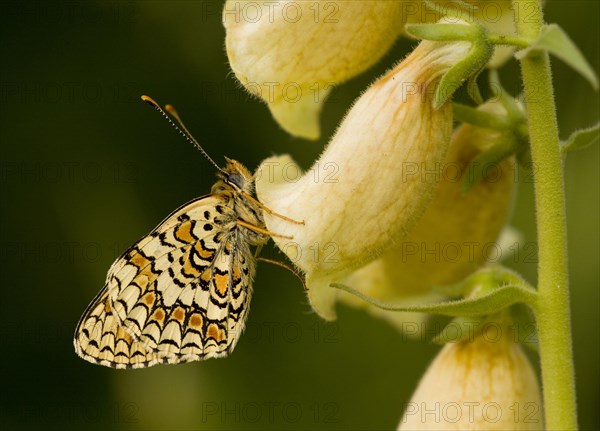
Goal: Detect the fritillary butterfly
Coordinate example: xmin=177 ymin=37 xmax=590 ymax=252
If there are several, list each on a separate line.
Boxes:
xmin=74 ymin=96 xmax=300 ymax=368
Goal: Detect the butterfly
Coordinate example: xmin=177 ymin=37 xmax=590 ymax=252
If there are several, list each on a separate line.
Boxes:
xmin=74 ymin=96 xmax=302 ymax=369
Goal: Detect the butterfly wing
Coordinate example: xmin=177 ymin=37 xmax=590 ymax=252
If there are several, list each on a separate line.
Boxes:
xmin=74 ymin=286 xmax=164 ymax=368
xmin=74 ymin=195 xmax=257 ymax=368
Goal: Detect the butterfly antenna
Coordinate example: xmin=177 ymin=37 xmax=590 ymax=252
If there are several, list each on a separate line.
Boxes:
xmin=140 ymin=95 xmax=224 ymax=173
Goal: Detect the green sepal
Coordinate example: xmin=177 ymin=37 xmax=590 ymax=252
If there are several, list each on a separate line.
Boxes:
xmin=431 ymin=316 xmax=484 ymax=344
xmin=422 ymin=0 xmax=475 ymax=15
xmin=515 ymin=24 xmax=599 ymax=90
xmin=432 ymin=300 xmax=538 ymax=349
xmin=487 ymin=71 xmax=533 ymax=171
xmin=432 ymin=279 xmax=473 ymax=298
xmin=488 ymin=69 xmax=526 ymax=123
xmin=467 ymin=69 xmax=485 ymax=105
xmin=435 ymin=36 xmax=492 ymax=108
xmin=404 ymin=23 xmax=480 ymax=42
xmin=404 ymin=22 xmax=493 ymax=109
xmin=435 ymin=265 xmax=529 ymax=297
xmin=561 ymin=122 xmax=600 ymax=154
xmin=331 ymin=282 xmax=537 ymax=317
xmin=510 ymin=303 xmax=539 ymax=352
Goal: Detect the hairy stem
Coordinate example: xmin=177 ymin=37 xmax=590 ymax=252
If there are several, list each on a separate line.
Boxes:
xmin=452 ymin=103 xmax=512 ymax=129
xmin=487 ymin=33 xmax=532 ymax=48
xmin=512 ymin=0 xmax=577 ymax=429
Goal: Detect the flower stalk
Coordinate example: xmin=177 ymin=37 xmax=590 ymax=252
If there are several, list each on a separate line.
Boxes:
xmin=513 ymin=0 xmax=577 ymax=429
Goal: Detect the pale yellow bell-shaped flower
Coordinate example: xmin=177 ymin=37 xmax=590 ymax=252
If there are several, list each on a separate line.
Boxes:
xmin=398 ymin=320 xmax=543 ymax=430
xmin=223 ymin=1 xmax=405 ymax=139
xmin=256 ymin=36 xmax=474 ymax=320
xmin=338 ymin=102 xmax=516 ymax=331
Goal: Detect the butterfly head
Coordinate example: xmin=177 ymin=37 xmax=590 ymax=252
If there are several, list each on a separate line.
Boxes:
xmin=219 ymin=157 xmax=254 ymax=193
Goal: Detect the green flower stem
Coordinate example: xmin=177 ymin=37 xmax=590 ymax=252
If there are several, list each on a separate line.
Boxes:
xmin=452 ymin=103 xmax=512 ymax=129
xmin=488 ymin=33 xmax=532 ymax=48
xmin=452 ymin=103 xmax=528 ymax=142
xmin=488 ymin=69 xmax=526 ymax=123
xmin=513 ymin=0 xmax=577 ymax=429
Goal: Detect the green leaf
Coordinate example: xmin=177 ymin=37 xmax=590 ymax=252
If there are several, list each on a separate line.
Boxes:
xmin=331 ymin=283 xmax=538 ymax=317
xmin=561 ymin=122 xmax=600 ymax=154
xmin=515 ymin=24 xmax=599 ymax=90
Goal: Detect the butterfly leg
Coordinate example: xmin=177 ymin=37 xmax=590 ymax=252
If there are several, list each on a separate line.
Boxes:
xmin=253 ymin=244 xmax=264 ymax=258
xmin=257 ymin=257 xmax=307 ymax=290
xmin=236 ymin=219 xmax=293 ymax=240
xmin=240 ymin=191 xmax=304 ymax=225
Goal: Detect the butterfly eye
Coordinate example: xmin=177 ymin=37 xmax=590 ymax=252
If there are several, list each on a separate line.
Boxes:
xmin=227 ymin=173 xmax=244 ymax=188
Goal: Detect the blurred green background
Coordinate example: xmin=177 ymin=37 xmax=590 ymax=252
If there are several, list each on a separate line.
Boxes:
xmin=1 ymin=1 xmax=598 ymax=430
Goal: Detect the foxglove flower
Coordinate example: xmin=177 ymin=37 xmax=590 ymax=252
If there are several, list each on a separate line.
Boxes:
xmin=255 ymin=36 xmax=474 ymax=319
xmin=223 ymin=1 xmax=516 ymax=139
xmin=223 ymin=1 xmax=406 ymax=139
xmin=403 ymin=0 xmax=517 ymax=67
xmin=339 ymin=102 xmax=516 ymax=330
xmin=398 ymin=320 xmax=542 ymax=430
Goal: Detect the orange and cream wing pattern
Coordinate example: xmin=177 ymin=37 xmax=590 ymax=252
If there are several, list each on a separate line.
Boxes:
xmin=74 ymin=195 xmax=256 ymax=368
xmin=74 ymin=287 xmax=165 ymax=368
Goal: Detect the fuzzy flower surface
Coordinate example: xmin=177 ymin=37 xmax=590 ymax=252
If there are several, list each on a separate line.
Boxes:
xmin=223 ymin=1 xmax=517 ymax=139
xmin=256 ymin=36 xmax=474 ymax=320
xmin=339 ymin=102 xmax=516 ymax=331
xmin=223 ymin=0 xmax=406 ymax=139
xmin=398 ymin=320 xmax=543 ymax=430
